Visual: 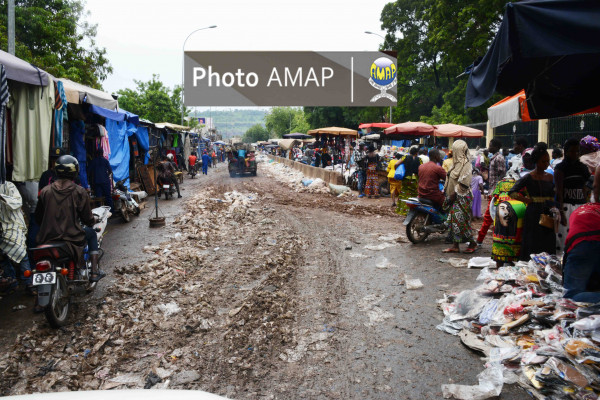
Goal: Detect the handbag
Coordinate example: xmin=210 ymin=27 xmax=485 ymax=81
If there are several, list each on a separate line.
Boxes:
xmin=539 ymin=213 xmax=555 ymax=229
xmin=394 ymin=162 xmax=406 ymax=180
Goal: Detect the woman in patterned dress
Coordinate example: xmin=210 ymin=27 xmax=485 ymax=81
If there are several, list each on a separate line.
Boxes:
xmin=364 ymin=145 xmax=381 ymax=198
xmin=443 ymin=140 xmax=478 ymax=254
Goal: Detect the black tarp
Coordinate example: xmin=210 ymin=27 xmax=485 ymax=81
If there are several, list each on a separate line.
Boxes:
xmin=465 ymin=0 xmax=600 ymax=119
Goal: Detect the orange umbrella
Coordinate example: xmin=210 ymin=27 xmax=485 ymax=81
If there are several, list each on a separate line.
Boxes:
xmin=433 ymin=124 xmax=483 ymax=138
xmin=383 ymin=121 xmax=434 ymax=136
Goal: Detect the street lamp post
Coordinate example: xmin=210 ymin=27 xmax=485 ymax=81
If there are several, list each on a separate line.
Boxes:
xmin=181 ymin=25 xmax=217 ymax=126
xmin=365 ymin=31 xmax=393 ymax=124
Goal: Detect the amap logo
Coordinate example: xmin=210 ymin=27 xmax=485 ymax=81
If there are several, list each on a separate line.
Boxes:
xmin=369 ymin=57 xmax=397 ymax=103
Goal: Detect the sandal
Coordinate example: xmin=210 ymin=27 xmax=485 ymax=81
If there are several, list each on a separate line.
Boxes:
xmin=463 ymin=247 xmax=479 ymax=254
xmin=442 ymin=247 xmax=460 ymax=253
xmin=90 ymin=270 xmax=107 ymax=283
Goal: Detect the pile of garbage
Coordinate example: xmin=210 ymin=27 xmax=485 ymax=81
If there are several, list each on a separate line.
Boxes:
xmin=259 ymin=161 xmax=332 ymax=194
xmin=437 ymin=253 xmax=600 ymax=399
xmin=0 ymin=187 xmax=303 ymax=397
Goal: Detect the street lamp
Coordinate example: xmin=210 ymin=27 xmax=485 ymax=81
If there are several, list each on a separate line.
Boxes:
xmin=365 ymin=31 xmax=393 ymax=124
xmin=181 ymin=25 xmax=217 ymax=126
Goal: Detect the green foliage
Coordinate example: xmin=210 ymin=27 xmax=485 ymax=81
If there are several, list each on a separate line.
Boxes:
xmin=117 ymin=75 xmax=187 ymax=124
xmin=242 ymin=123 xmax=269 ymax=143
xmin=303 ymin=106 xmax=387 ymax=129
xmin=0 ymin=0 xmax=112 ymax=89
xmin=380 ymin=0 xmax=510 ymax=124
xmin=264 ymin=107 xmax=309 ymax=137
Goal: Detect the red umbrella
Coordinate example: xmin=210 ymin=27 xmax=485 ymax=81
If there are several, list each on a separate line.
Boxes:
xmin=433 ymin=124 xmax=483 ymax=138
xmin=384 ymin=121 xmax=434 ymax=136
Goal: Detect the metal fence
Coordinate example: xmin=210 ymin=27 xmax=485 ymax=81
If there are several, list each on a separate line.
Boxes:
xmin=493 ymin=120 xmax=538 ymax=149
xmin=548 ymin=113 xmax=600 ymax=148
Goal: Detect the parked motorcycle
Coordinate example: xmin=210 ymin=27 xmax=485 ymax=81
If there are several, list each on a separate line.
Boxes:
xmin=112 ymin=178 xmax=140 ymax=222
xmin=28 ymin=206 xmax=111 ymax=328
xmin=403 ymin=197 xmax=448 ymax=244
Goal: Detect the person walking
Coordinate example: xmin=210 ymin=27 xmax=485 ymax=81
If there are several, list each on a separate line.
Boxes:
xmin=509 ymin=143 xmax=556 ymax=260
xmin=554 ymin=138 xmax=591 ymax=253
xmin=442 ymin=150 xmax=453 ymax=173
xmin=443 ymin=140 xmax=478 ymax=254
xmin=387 ymin=153 xmax=402 ymax=207
xmin=364 ymin=145 xmax=381 ymax=198
xmin=201 ymin=151 xmax=211 ymax=175
xmin=471 ymin=168 xmax=484 ymax=219
xmin=491 ymin=177 xmax=526 ymax=267
xmin=354 ymin=144 xmax=367 ymax=198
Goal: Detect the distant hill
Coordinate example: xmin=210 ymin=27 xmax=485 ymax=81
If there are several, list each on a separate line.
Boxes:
xmin=191 ymin=109 xmax=269 ymax=138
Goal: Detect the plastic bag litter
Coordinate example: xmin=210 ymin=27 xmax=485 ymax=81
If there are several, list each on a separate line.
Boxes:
xmin=438 ymin=257 xmax=469 ymax=268
xmin=405 ymin=278 xmax=423 ymax=290
xmin=442 ymin=363 xmax=504 ymax=400
xmin=329 ymin=183 xmax=350 ymax=196
xmin=468 ymin=257 xmax=495 ymax=269
xmin=156 ymin=302 xmax=181 ymax=318
xmin=301 ymin=179 xmax=314 ymax=187
xmin=364 ymin=243 xmax=394 ymax=251
xmin=572 ymin=315 xmax=600 ymax=331
xmin=455 ymin=290 xmax=488 ymax=319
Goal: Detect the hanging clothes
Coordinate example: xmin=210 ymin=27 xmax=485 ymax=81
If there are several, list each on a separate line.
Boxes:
xmin=173 ymin=133 xmax=179 ymax=148
xmin=53 ymin=80 xmax=68 ymax=148
xmin=0 ymin=64 xmax=8 ymax=184
xmin=97 ymin=124 xmax=110 ymax=160
xmin=8 ymin=80 xmax=55 ymax=181
xmin=70 ymin=120 xmax=89 ymax=188
xmin=106 ymin=119 xmax=135 ymax=188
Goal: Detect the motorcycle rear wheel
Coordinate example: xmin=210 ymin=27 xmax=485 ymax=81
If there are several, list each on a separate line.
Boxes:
xmin=45 ymin=275 xmax=70 ymax=328
xmin=120 ymin=202 xmax=130 ymax=222
xmin=406 ymin=213 xmax=430 ymax=244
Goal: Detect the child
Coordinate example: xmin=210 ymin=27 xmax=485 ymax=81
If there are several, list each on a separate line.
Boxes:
xmin=471 ymin=168 xmax=484 ymax=219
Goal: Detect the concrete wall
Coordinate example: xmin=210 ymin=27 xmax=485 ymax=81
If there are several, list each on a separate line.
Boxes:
xmin=266 ymin=155 xmax=345 ymax=185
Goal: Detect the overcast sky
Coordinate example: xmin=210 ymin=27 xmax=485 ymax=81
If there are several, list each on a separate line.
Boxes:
xmin=85 ymin=0 xmax=393 ymax=104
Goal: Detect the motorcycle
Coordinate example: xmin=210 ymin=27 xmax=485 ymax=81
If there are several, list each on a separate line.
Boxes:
xmin=158 ymin=179 xmax=176 ymax=200
xmin=28 ymin=206 xmax=111 ymax=328
xmin=188 ymin=163 xmax=197 ymax=179
xmin=112 ymin=178 xmax=140 ymax=222
xmin=403 ymin=197 xmax=448 ymax=244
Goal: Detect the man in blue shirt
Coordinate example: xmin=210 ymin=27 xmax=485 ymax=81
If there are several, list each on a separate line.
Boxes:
xmin=88 ymin=149 xmax=113 ymax=210
xmin=201 ymin=151 xmax=211 ymax=175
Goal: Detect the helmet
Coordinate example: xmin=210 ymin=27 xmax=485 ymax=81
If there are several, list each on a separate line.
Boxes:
xmin=54 ymin=155 xmax=79 ymax=179
xmin=167 ymin=153 xmax=174 ymax=160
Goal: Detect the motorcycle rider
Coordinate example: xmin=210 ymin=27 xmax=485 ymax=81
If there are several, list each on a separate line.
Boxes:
xmin=188 ymin=152 xmax=198 ymax=175
xmin=157 ymin=154 xmax=182 ymax=198
xmin=34 ymin=155 xmax=105 ymax=282
xmin=417 ymin=148 xmax=447 ymax=210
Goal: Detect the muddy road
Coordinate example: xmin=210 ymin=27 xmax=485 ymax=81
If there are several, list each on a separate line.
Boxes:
xmin=0 ymin=161 xmax=523 ymax=399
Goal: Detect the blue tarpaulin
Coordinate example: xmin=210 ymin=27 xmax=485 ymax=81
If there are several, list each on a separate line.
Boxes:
xmin=135 ymin=126 xmax=150 ymax=164
xmin=465 ymin=0 xmax=600 ymax=119
xmin=88 ymin=104 xmax=140 ymax=125
xmin=106 ymin=119 xmax=136 ymax=189
xmin=70 ymin=121 xmax=89 ymax=188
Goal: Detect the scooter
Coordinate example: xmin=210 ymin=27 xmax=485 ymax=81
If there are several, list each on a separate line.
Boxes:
xmin=28 ymin=206 xmax=111 ymax=328
xmin=112 ymin=178 xmax=140 ymax=222
xmin=403 ymin=197 xmax=448 ymax=244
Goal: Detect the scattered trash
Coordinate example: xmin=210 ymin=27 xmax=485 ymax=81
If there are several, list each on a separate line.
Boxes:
xmin=441 ymin=363 xmax=504 ymax=400
xmin=329 ymin=183 xmax=350 ymax=196
xmin=364 ymin=243 xmax=394 ymax=251
xmin=405 ymin=278 xmax=423 ymax=290
xmin=438 ymin=257 xmax=469 ymax=268
xmin=467 ymin=257 xmax=496 ymax=269
xmin=344 ymin=243 xmax=353 ymax=250
xmin=12 ymin=305 xmax=26 ymax=311
xmin=437 ymin=253 xmax=600 ymax=398
xmin=156 ymin=302 xmax=180 ymax=318
xmin=378 ymin=234 xmax=402 ymax=242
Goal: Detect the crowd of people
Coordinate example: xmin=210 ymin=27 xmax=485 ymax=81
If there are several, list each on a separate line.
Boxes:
xmin=353 ymin=135 xmax=600 ymax=303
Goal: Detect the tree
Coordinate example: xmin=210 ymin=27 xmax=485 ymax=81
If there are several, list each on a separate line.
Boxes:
xmin=117 ymin=75 xmax=188 ymax=124
xmin=0 ymin=0 xmax=112 ymax=89
xmin=380 ymin=0 xmax=508 ymax=124
xmin=242 ymin=124 xmax=269 ymax=143
xmin=264 ymin=107 xmax=309 ymax=137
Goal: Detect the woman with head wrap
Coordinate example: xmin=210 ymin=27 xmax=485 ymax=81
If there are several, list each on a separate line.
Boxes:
xmin=509 ymin=143 xmax=556 ymax=260
xmin=579 ymin=135 xmax=600 ymax=202
xmin=443 ymin=140 xmax=478 ymax=253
